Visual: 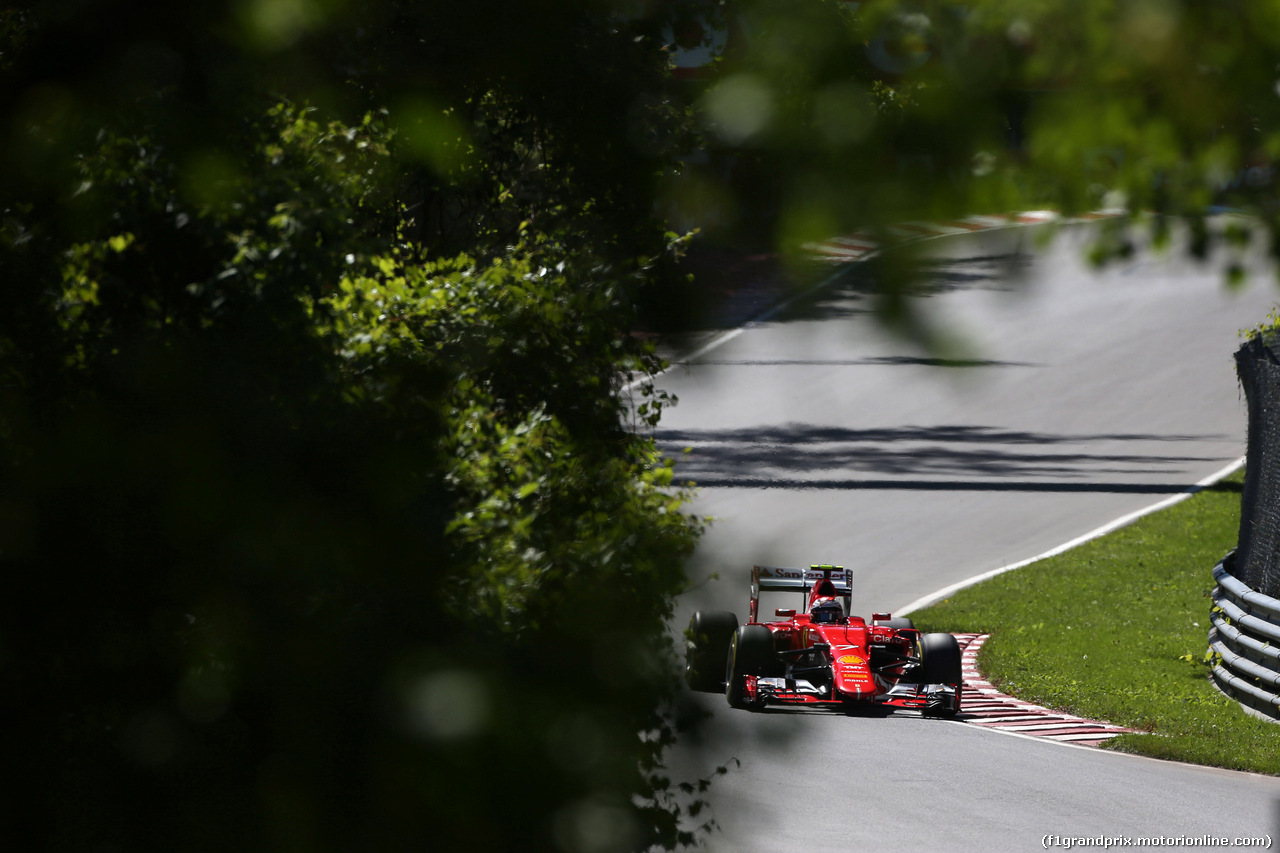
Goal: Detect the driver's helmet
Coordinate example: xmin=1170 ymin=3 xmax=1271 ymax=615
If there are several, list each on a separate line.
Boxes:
xmin=810 ymin=598 xmax=844 ymax=624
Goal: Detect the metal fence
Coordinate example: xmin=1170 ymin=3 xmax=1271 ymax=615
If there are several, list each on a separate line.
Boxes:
xmin=1209 ymin=550 xmax=1280 ymax=720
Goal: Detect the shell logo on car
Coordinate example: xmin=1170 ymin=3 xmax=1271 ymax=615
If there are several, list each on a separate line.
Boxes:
xmin=838 ymin=654 xmax=871 ymax=677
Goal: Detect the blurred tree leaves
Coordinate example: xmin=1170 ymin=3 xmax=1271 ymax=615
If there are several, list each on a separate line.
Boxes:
xmin=0 ymin=2 xmax=707 ymax=851
xmin=690 ymin=0 xmax=1280 ymax=263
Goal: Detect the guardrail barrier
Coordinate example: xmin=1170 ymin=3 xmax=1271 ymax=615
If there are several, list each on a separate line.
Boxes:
xmin=1209 ymin=550 xmax=1280 ymax=720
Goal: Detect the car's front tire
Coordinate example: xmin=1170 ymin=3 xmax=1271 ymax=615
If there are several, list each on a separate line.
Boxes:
xmin=918 ymin=632 xmax=962 ymax=717
xmin=726 ymin=624 xmax=775 ymax=709
xmin=685 ymin=610 xmax=739 ymax=692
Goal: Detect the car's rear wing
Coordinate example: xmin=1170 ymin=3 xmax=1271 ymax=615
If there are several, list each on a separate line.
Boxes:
xmin=750 ymin=564 xmax=852 ymax=622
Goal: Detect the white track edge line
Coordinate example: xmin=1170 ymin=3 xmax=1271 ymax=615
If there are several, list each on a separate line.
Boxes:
xmin=897 ymin=456 xmax=1246 ymax=616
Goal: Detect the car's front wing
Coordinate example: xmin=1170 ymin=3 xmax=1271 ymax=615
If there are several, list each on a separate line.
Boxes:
xmin=743 ymin=675 xmax=960 ymax=714
xmin=880 ymin=681 xmax=961 ymax=714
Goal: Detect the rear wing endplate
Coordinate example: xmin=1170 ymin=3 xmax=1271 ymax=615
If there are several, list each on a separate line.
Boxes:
xmin=750 ymin=565 xmax=852 ymax=622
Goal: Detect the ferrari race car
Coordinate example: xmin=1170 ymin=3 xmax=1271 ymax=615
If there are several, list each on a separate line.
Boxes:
xmin=685 ymin=565 xmax=962 ymax=716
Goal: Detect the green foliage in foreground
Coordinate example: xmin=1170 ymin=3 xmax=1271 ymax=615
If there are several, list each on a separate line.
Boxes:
xmin=912 ymin=471 xmax=1280 ymax=775
xmin=0 ymin=9 xmax=709 ymax=845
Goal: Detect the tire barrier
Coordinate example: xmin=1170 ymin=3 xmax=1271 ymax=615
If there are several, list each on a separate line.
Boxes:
xmin=1209 ymin=550 xmax=1280 ymax=720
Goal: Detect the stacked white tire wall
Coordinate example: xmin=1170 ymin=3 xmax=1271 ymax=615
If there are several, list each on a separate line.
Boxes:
xmin=1210 ymin=551 xmax=1280 ymax=720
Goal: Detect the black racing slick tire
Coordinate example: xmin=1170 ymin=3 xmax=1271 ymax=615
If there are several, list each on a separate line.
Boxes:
xmin=918 ymin=632 xmax=962 ymax=718
xmin=726 ymin=624 xmax=775 ymax=709
xmin=871 ymin=617 xmax=915 ymax=631
xmin=685 ymin=611 xmax=739 ymax=692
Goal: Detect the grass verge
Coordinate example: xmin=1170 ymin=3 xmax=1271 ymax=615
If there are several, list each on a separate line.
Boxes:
xmin=910 ymin=470 xmax=1280 ymax=775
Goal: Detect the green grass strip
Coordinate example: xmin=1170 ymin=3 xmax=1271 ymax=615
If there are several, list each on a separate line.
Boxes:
xmin=910 ymin=470 xmax=1280 ymax=774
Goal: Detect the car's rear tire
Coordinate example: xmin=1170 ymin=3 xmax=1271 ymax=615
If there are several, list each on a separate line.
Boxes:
xmin=872 ymin=617 xmax=915 ymax=630
xmin=919 ymin=632 xmax=962 ymax=717
xmin=725 ymin=625 xmax=775 ymax=709
xmin=685 ymin=610 xmax=739 ymax=692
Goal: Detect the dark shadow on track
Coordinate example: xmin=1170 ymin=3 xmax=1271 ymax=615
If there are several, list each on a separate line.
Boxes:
xmin=658 ymin=424 xmax=1216 ymax=446
xmin=674 ymin=357 xmax=1038 ymax=368
xmin=770 ymin=248 xmax=1038 ymax=327
xmin=674 ymin=478 xmax=1209 ymax=494
xmin=660 ymin=235 xmax=1043 ymax=351
xmin=656 ymin=424 xmax=1224 ymax=488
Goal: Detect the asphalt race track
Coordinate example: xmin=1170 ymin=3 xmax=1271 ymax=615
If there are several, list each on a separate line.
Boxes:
xmin=657 ymin=222 xmax=1280 ymax=851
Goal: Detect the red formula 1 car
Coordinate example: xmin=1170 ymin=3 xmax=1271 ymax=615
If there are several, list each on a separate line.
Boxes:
xmin=685 ymin=565 xmax=962 ymax=716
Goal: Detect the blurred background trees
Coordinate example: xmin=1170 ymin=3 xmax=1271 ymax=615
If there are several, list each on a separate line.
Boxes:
xmin=4 ymin=1 xmax=1280 ymax=851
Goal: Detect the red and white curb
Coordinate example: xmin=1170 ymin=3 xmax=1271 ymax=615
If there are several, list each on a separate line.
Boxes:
xmin=954 ymin=633 xmax=1138 ymax=747
xmin=804 ymin=210 xmax=1117 ymax=264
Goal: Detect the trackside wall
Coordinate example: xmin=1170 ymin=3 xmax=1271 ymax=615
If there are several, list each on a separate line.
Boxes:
xmin=1211 ymin=335 xmax=1280 ymax=719
xmin=1233 ymin=335 xmax=1280 ymax=597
